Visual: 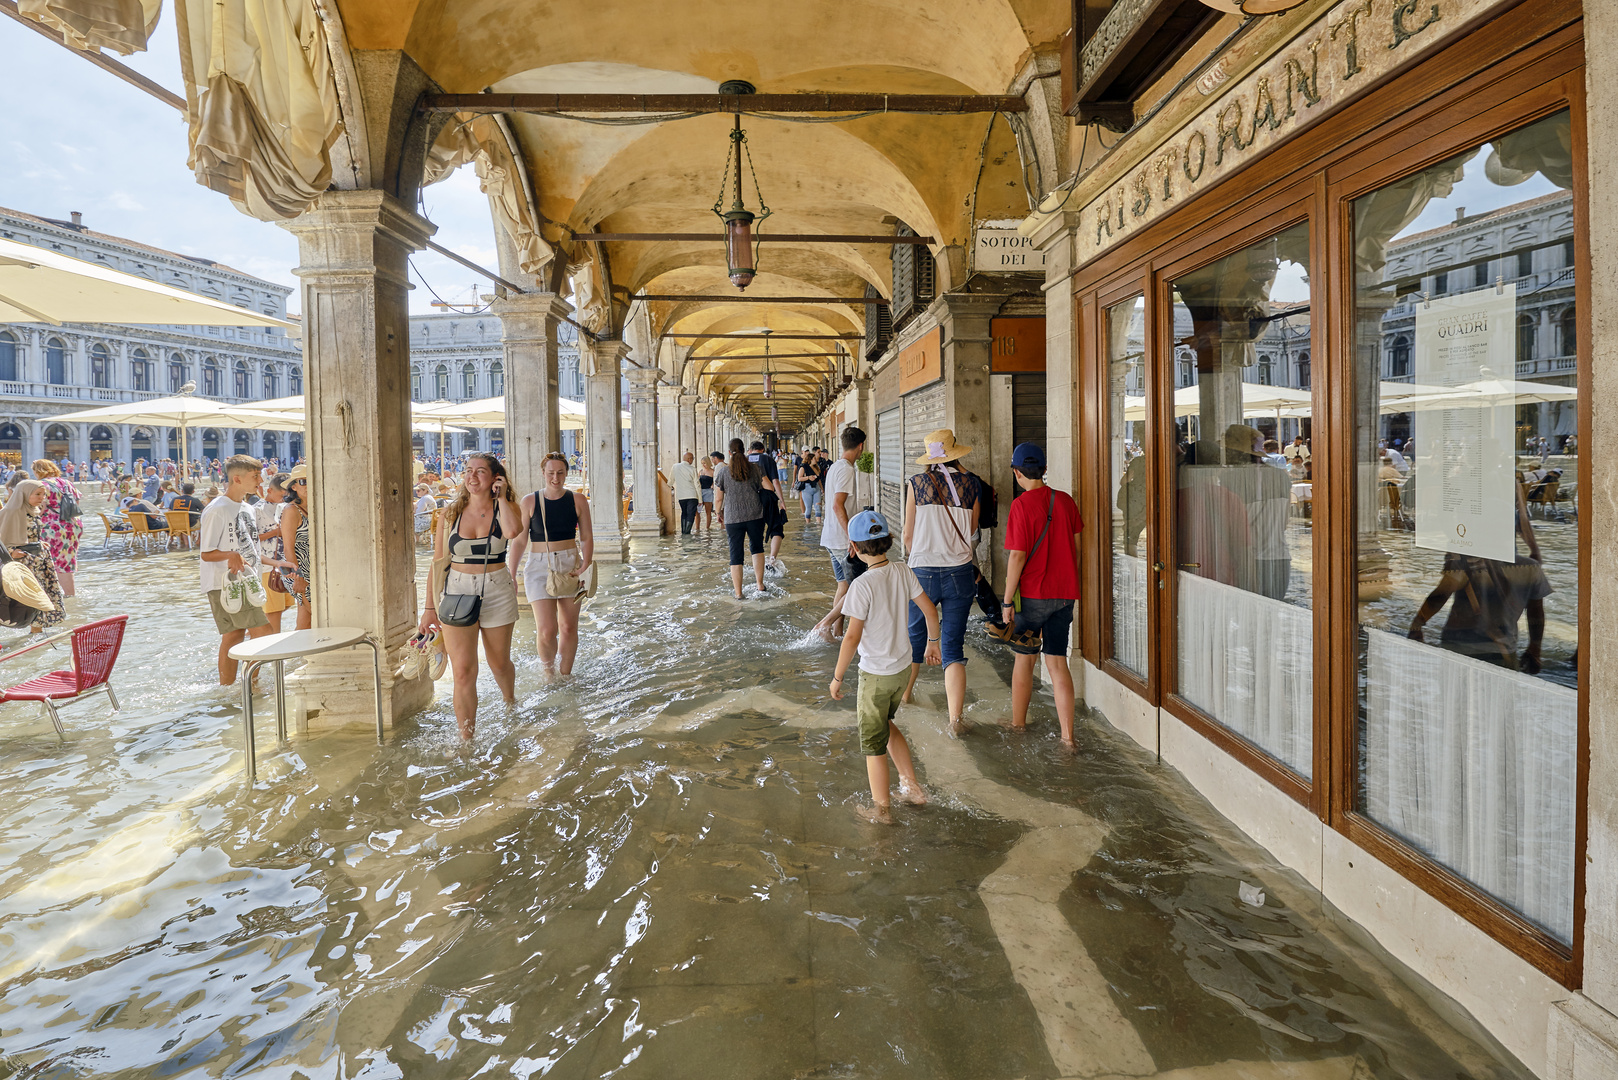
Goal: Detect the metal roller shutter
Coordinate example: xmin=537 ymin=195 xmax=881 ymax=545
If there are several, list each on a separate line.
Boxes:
xmin=1011 ymin=373 xmax=1047 ymax=450
xmin=903 ymin=383 xmax=946 ymax=483
xmin=877 ymin=405 xmax=902 ymax=528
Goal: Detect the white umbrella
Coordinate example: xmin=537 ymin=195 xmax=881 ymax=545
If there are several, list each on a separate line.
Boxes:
xmin=53 ymin=393 xmax=306 ymax=480
xmin=252 ymin=395 xmax=469 ymax=434
xmin=420 ymin=396 xmax=630 ymax=430
xmin=0 ymin=237 xmax=292 ymax=329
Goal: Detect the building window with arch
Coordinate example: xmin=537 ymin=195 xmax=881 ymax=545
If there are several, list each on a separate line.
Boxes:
xmin=1560 ymin=307 xmax=1576 ymax=357
xmin=131 ymin=349 xmax=152 ymax=391
xmin=1390 ymin=336 xmax=1412 ymax=378
xmin=1517 ymin=313 xmax=1537 ymax=363
xmin=434 ymin=364 xmax=449 ymax=399
xmin=234 ymin=360 xmax=249 ymax=398
xmin=46 ymin=338 xmax=67 ymax=385
xmin=169 ymin=353 xmax=188 ymax=393
xmin=462 ymin=362 xmax=476 ymax=399
xmin=1297 ymin=351 xmax=1311 ymax=390
xmin=490 ymin=360 xmax=504 ymax=396
xmin=90 ymin=343 xmax=110 ymax=388
xmin=1257 ymin=354 xmax=1274 ymax=385
xmin=411 ymin=367 xmax=422 ymax=400
xmin=203 ymin=358 xmax=221 ymax=397
xmin=263 ymin=366 xmax=278 ymax=399
xmin=0 ymin=331 xmax=17 ymax=382
xmin=289 ymin=366 xmax=302 ymax=395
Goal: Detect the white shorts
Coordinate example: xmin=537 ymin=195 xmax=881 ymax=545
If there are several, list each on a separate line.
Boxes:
xmin=443 ymin=566 xmax=519 ymax=628
xmin=524 ymin=547 xmax=585 ymax=601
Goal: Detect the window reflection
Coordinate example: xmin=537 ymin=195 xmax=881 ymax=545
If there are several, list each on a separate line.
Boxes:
xmin=1107 ymin=297 xmax=1148 ymax=677
xmin=1170 ymin=222 xmax=1314 ymax=776
xmin=1353 ymin=110 xmax=1577 ymax=943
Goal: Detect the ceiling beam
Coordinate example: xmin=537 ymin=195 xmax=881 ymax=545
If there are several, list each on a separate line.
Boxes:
xmin=692 ymin=352 xmax=835 ymax=361
xmin=574 ymin=232 xmax=934 ymax=245
xmin=421 ymin=92 xmax=1027 ymax=115
xmin=665 ymin=333 xmax=860 ymax=339
xmin=633 ymin=294 xmax=882 ymax=304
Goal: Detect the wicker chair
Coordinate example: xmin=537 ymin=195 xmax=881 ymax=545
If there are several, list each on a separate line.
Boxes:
xmin=127 ymin=513 xmax=169 ymax=552
xmin=98 ymin=512 xmax=133 ymax=551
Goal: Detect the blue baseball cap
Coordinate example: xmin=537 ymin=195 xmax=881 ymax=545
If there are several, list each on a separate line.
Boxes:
xmin=848 ymin=509 xmax=890 ymax=540
xmin=1012 ymin=443 xmax=1046 ymax=470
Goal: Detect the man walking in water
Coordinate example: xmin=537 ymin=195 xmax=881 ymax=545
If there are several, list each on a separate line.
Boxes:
xmin=672 ymin=451 xmax=701 ymax=535
xmin=815 ymin=426 xmax=864 ymax=636
xmin=1001 ymin=443 xmax=1083 ymax=748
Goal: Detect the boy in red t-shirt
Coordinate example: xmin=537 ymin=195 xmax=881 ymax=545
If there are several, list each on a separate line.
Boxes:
xmin=1001 ymin=443 xmax=1083 ymax=747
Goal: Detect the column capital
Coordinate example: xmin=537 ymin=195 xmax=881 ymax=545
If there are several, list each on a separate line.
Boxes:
xmin=490 ymin=290 xmax=574 ymax=338
xmin=283 ymin=190 xmax=435 ymax=285
xmin=624 ymin=364 xmax=663 ymax=389
xmin=585 ymin=337 xmax=633 ymax=377
xmin=658 ymin=383 xmax=684 ymax=406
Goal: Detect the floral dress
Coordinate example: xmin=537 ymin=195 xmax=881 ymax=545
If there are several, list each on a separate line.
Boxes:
xmin=17 ymin=515 xmax=65 ymax=630
xmin=36 ymin=477 xmax=84 ymax=575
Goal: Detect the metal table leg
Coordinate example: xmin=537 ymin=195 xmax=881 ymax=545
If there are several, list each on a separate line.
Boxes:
xmin=274 ymin=659 xmax=287 ymax=744
xmin=366 ymin=638 xmax=384 ymax=745
xmin=241 ymin=659 xmax=260 ymax=784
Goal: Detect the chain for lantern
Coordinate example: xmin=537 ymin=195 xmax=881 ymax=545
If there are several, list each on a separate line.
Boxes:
xmin=761 ymin=328 xmax=774 ymax=398
xmin=711 ymin=81 xmax=771 ymax=290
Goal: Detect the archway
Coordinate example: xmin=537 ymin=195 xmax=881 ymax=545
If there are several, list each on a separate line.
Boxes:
xmin=43 ymin=423 xmax=70 ymax=461
xmin=202 ymin=428 xmax=221 ymax=458
xmin=131 ymin=427 xmax=153 ymax=462
xmin=234 ymin=430 xmax=250 ymax=454
xmin=90 ymin=425 xmax=114 ymax=459
xmin=0 ymin=424 xmax=22 ymax=466
xmin=261 ymin=432 xmax=278 ymax=462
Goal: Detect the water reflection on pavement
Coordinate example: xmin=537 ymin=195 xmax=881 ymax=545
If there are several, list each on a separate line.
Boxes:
xmin=0 ymin=497 xmax=1531 ymax=1079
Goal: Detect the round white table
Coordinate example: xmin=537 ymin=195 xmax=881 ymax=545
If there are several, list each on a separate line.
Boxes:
xmin=227 ymin=626 xmax=383 ymax=782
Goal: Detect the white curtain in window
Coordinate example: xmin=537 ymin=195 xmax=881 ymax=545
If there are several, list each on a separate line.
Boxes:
xmin=1176 ymin=571 xmax=1313 ymax=777
xmin=175 ymin=0 xmax=341 ymax=220
xmin=1362 ymin=628 xmax=1575 ymax=942
xmin=1112 ymin=554 xmax=1150 ymax=677
xmin=18 ymin=0 xmax=160 ymax=54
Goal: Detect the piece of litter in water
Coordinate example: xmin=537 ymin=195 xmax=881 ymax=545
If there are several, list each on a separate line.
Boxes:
xmin=1238 ymin=881 xmax=1266 ymax=908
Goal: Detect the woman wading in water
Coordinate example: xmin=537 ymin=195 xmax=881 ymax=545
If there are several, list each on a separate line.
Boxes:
xmin=511 ymin=452 xmax=594 ymax=678
xmin=421 ymin=454 xmax=524 ymax=738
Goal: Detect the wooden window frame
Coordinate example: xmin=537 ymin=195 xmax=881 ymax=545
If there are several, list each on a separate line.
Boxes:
xmin=1071 ymin=0 xmax=1588 ymax=984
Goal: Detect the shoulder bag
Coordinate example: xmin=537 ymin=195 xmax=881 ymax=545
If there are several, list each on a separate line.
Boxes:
xmin=56 ymin=481 xmax=81 ymax=522
xmin=537 ymin=494 xmax=582 ymax=598
xmin=987 ymin=489 xmax=1053 ymax=647
xmin=433 ymin=511 xmax=483 ymax=627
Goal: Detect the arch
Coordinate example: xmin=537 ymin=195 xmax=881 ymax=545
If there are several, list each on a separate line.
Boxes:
xmin=90 ymin=424 xmax=114 ymax=458
xmin=1390 ymin=336 xmax=1412 ymax=378
xmin=203 ymin=428 xmax=222 ymax=457
xmin=131 ymin=348 xmax=153 ymax=392
xmin=234 ymin=430 xmax=250 ymax=454
xmin=202 ymin=357 xmax=222 ymax=396
xmin=42 ymin=423 xmax=70 ymax=459
xmin=262 ymin=431 xmax=278 ymax=460
xmin=45 ymin=337 xmax=67 ymax=385
xmin=234 ymin=359 xmax=250 ymax=398
xmin=131 ymin=426 xmax=153 ymax=459
xmin=0 ymin=331 xmax=17 ymax=382
xmin=90 ymin=342 xmax=111 ymax=388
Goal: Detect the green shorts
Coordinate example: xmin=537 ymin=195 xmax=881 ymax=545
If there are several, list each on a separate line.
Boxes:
xmin=208 ymin=589 xmax=268 ymax=635
xmin=856 ymin=669 xmax=909 ymax=756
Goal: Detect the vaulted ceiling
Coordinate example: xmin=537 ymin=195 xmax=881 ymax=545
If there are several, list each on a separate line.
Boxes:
xmin=335 ymin=0 xmax=1069 ymax=431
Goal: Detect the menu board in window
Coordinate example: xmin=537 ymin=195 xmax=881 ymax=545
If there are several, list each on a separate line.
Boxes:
xmin=1412 ymin=285 xmax=1517 ymax=562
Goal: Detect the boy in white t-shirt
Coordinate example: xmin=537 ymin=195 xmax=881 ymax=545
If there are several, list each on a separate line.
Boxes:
xmin=829 ymin=510 xmax=942 ymax=824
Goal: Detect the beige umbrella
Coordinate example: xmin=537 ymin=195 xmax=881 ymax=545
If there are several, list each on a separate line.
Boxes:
xmin=252 ymin=395 xmax=470 ymax=434
xmin=0 ymin=237 xmax=292 ymax=329
xmin=52 ymin=394 xmax=305 ymax=480
xmin=419 ymin=396 xmax=630 ymax=430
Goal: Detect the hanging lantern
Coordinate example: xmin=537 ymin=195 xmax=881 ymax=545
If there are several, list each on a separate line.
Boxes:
xmin=712 ymin=82 xmax=770 ymax=291
xmin=762 ymin=329 xmax=774 ymax=398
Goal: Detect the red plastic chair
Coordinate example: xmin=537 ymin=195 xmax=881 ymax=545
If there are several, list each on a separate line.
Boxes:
xmin=1 ymin=615 xmax=127 ymax=740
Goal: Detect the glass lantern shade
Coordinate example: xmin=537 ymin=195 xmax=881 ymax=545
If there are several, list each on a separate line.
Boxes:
xmin=725 ymin=210 xmax=756 ymax=289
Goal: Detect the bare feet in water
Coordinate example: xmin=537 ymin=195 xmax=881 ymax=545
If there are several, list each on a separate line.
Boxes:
xmin=948 ymin=715 xmax=969 ymax=738
xmin=897 ymin=783 xmax=928 ymax=806
xmin=857 ymin=803 xmax=895 ymax=825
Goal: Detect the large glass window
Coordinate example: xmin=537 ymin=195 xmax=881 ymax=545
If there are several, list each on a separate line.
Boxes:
xmin=131 ymin=349 xmax=151 ymax=392
xmin=1106 ymin=296 xmax=1148 ymax=678
xmin=45 ymin=338 xmax=67 ymax=385
xmin=1169 ymin=222 xmax=1314 ymax=777
xmin=0 ymin=332 xmax=16 ymax=382
xmin=1353 ymin=110 xmax=1577 ymax=944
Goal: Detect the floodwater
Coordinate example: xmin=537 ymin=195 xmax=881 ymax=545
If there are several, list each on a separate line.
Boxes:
xmin=0 ymin=493 xmax=1533 ymax=1079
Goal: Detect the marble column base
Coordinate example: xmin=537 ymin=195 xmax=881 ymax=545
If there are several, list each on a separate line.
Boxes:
xmin=594 ymin=531 xmax=631 ymax=563
xmin=1549 ymin=996 xmax=1618 ymax=1079
xmin=285 ymin=645 xmax=433 ymax=733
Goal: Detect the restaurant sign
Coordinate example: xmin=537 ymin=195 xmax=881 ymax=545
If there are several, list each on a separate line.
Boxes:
xmin=1076 ymin=0 xmax=1513 ymax=267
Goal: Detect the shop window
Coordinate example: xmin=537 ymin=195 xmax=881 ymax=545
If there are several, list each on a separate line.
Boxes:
xmin=0 ymin=332 xmax=16 ymax=382
xmin=1169 ymin=221 xmax=1314 ymax=778
xmin=1106 ymin=296 xmax=1148 ymax=678
xmin=1352 ymin=109 xmax=1577 ymax=945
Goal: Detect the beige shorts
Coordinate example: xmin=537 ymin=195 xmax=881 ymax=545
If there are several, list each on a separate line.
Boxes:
xmin=443 ymin=567 xmax=519 ymax=628
xmin=524 ymin=547 xmax=584 ymax=601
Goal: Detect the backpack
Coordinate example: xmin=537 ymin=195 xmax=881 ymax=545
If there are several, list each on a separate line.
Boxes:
xmin=55 ymin=480 xmax=81 ymax=522
xmin=963 ymin=470 xmax=998 ymax=530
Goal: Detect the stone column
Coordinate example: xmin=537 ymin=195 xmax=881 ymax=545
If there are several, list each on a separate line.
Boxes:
xmin=115 ymin=424 xmax=132 ymax=465
xmin=494 ymin=291 xmax=570 ymax=493
xmin=1549 ymin=2 xmax=1618 ymax=1074
xmin=658 ymin=383 xmax=683 ymax=478
xmin=700 ymin=401 xmax=716 ymax=456
xmin=680 ymin=392 xmax=700 ymax=462
xmin=282 ymin=190 xmax=435 ymax=727
xmin=626 ymin=365 xmax=663 ymax=538
xmin=585 ymin=337 xmax=632 ymax=562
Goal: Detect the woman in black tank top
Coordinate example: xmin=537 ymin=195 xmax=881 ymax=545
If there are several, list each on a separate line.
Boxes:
xmin=511 ymin=452 xmax=595 ymax=677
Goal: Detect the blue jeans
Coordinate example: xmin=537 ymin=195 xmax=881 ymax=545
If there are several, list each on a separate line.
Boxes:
xmin=909 ymin=563 xmax=976 ymax=669
xmin=802 ymin=484 xmax=822 ymax=518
